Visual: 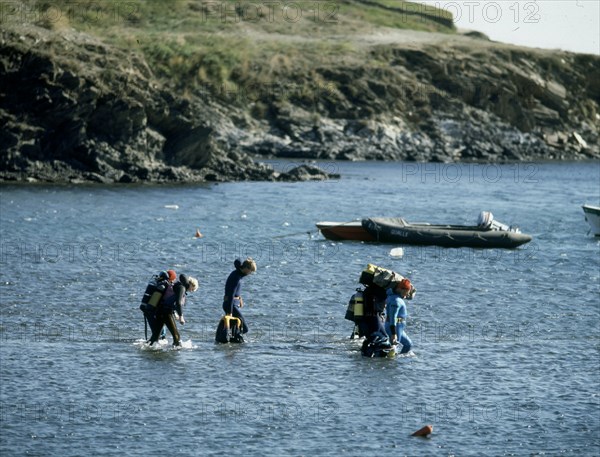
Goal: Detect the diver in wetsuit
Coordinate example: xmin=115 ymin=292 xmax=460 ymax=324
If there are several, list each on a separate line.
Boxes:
xmin=385 ymin=279 xmax=413 ymax=355
xmin=143 ymin=270 xmax=177 ymax=341
xmin=222 ymin=258 xmax=257 ymax=338
xmin=359 ymin=284 xmax=393 ymax=357
xmin=149 ymin=274 xmax=198 ymax=347
xmin=358 ymin=284 xmax=388 ymax=339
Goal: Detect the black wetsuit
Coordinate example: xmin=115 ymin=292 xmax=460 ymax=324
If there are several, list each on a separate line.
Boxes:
xmin=357 ymin=285 xmax=388 ymax=340
xmin=149 ymin=281 xmax=187 ymax=346
xmin=223 ymin=268 xmax=249 ymax=334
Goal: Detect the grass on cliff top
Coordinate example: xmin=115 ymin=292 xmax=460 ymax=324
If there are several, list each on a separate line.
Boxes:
xmin=15 ymin=0 xmax=454 ymax=34
xmin=7 ymin=0 xmax=455 ymax=103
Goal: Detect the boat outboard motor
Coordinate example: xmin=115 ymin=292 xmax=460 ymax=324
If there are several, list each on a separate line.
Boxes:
xmin=478 ymin=211 xmax=514 ymax=232
xmin=478 ymin=211 xmax=494 ymax=229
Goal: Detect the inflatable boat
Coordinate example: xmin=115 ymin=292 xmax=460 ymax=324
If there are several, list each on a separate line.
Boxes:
xmin=362 ymin=215 xmax=532 ymax=249
xmin=315 ymin=220 xmax=376 ymax=241
xmin=317 ymin=212 xmax=532 ymax=249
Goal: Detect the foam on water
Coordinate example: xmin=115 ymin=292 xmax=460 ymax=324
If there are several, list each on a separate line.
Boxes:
xmin=134 ymin=338 xmax=196 ymax=351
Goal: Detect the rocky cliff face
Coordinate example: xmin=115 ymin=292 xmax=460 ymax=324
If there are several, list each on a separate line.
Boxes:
xmin=0 ymin=23 xmax=598 ymax=184
xmin=241 ymin=41 xmax=599 ymax=163
xmin=0 ymin=26 xmax=333 ymax=183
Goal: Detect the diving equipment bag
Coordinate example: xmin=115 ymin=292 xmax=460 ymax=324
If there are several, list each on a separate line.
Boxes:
xmin=360 ymin=263 xmax=403 ymax=288
xmin=359 ymin=264 xmax=416 ymax=299
xmin=215 ymin=314 xmax=244 ymax=344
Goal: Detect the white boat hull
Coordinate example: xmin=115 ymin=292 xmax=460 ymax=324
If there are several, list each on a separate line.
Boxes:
xmin=582 ymin=205 xmax=600 ymax=236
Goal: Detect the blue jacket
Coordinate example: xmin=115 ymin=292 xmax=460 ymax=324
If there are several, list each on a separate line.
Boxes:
xmin=385 ymin=288 xmax=408 ymax=338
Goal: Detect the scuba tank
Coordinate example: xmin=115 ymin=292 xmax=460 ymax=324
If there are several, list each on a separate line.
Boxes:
xmin=345 ymin=288 xmax=364 ymax=322
xmin=140 ymin=274 xmax=167 ymax=311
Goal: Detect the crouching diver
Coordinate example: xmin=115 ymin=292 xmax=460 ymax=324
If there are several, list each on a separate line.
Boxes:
xmin=149 ymin=274 xmax=198 ymax=347
xmin=385 ymin=279 xmax=413 ymax=355
xmin=223 ymin=258 xmax=257 ymax=340
xmin=360 ymin=284 xmax=393 ymax=357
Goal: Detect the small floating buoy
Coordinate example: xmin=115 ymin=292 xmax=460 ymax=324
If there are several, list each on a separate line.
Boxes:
xmin=194 ymin=229 xmax=203 ymax=238
xmin=389 ymin=247 xmax=404 ymax=258
xmin=411 ymin=425 xmax=433 ymax=437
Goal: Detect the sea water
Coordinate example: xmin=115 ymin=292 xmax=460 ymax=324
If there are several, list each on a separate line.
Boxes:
xmin=1 ymin=161 xmax=599 ymax=456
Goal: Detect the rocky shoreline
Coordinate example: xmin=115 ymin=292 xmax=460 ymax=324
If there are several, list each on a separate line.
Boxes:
xmin=238 ymin=41 xmax=599 ymax=163
xmin=0 ymin=26 xmax=336 ymax=183
xmin=1 ymin=24 xmax=598 ymax=184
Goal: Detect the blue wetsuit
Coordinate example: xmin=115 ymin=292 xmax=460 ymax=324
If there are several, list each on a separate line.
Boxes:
xmin=223 ymin=268 xmax=249 ymax=334
xmin=385 ymin=289 xmax=412 ymax=354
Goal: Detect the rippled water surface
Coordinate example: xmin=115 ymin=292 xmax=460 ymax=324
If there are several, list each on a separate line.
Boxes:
xmin=1 ymin=161 xmax=599 ymax=456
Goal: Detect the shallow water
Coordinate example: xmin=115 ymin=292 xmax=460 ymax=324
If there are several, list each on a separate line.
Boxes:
xmin=1 ymin=161 xmax=599 ymax=456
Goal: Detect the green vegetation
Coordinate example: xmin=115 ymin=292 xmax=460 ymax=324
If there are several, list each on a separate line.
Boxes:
xmin=6 ymin=0 xmax=456 ymax=105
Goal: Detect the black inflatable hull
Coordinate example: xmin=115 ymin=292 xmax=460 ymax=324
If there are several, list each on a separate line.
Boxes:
xmin=362 ymin=217 xmax=532 ymax=249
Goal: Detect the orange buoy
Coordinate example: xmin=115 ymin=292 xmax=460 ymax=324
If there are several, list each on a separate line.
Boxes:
xmin=411 ymin=425 xmax=433 ymax=437
xmin=194 ymin=229 xmax=203 ymax=238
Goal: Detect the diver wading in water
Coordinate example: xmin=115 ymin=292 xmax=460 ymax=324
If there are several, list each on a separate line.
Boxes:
xmin=216 ymin=258 xmax=257 ymax=343
xmin=148 ymin=273 xmax=198 ymax=347
xmin=140 ymin=270 xmax=178 ymax=341
xmin=345 ymin=264 xmax=416 ymax=357
xmin=385 ymin=279 xmax=413 ymax=355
